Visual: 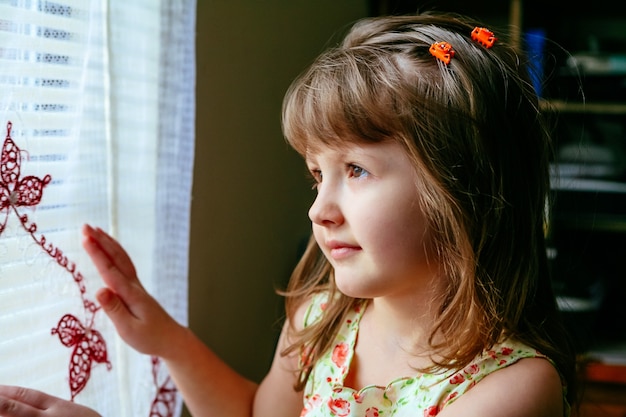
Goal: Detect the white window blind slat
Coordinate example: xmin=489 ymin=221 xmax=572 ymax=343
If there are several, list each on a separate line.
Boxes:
xmin=0 ymin=64 xmax=82 ymax=79
xmin=0 ymin=32 xmax=86 ymax=61
xmin=0 ymin=4 xmax=88 ymax=33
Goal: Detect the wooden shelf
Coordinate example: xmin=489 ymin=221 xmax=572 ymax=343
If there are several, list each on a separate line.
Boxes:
xmin=573 ymin=362 xmax=626 ymax=417
xmin=575 ymin=384 xmax=626 ymax=417
xmin=541 ymin=99 xmax=626 ymax=114
xmin=584 ymin=362 xmax=626 ymax=385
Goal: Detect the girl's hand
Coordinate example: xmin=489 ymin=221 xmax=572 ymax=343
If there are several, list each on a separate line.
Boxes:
xmin=82 ymin=224 xmax=184 ymax=359
xmin=0 ymin=385 xmax=100 ymax=417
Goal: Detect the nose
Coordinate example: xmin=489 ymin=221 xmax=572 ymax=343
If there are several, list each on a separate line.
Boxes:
xmin=308 ymin=185 xmax=344 ymax=227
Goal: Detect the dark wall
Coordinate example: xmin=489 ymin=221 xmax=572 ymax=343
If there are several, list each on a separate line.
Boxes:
xmin=187 ymin=2 xmax=368 ymax=415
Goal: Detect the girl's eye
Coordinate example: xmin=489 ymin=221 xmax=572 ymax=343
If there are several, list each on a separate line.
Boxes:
xmin=348 ymin=164 xmax=369 ymax=178
xmin=307 ymin=169 xmax=322 ymax=190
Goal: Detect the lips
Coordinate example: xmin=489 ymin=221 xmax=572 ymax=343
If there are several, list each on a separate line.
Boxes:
xmin=326 ymin=240 xmax=361 ymax=260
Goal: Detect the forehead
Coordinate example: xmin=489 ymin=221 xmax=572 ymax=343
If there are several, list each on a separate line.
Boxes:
xmin=304 ymin=139 xmax=414 ymax=167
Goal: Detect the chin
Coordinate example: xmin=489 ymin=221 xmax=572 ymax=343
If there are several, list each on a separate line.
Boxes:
xmin=334 ymin=279 xmax=379 ymax=299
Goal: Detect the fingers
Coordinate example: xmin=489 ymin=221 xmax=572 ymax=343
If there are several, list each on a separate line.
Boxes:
xmin=81 ymin=225 xmax=144 ymax=302
xmin=81 ymin=224 xmax=177 ymax=357
xmin=81 ymin=224 xmax=137 ymax=281
xmin=0 ymin=385 xmax=101 ymax=417
xmin=95 ymin=287 xmax=144 ymax=346
xmin=0 ymin=385 xmax=52 ymax=416
xmin=96 ymin=286 xmax=136 ymax=320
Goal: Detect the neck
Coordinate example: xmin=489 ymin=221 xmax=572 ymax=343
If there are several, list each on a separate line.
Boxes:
xmin=364 ymin=289 xmax=441 ymax=356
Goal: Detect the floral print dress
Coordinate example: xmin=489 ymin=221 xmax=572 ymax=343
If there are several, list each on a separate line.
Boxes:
xmin=299 ymin=293 xmax=569 ymax=417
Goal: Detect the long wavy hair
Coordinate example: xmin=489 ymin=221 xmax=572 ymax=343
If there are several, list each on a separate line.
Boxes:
xmin=279 ymin=11 xmax=578 ymax=406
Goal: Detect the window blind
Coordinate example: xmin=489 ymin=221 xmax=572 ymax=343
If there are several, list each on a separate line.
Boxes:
xmin=0 ymin=1 xmax=195 ymax=416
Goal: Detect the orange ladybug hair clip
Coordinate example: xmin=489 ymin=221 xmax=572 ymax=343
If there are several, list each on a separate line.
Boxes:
xmin=429 ymin=41 xmax=455 ymax=65
xmin=471 ymin=27 xmax=497 ymax=48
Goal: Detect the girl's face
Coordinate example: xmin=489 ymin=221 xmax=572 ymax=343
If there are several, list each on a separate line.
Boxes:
xmin=306 ymin=140 xmax=438 ymax=299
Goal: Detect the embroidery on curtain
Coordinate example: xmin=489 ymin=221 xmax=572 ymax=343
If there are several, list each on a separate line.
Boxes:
xmin=150 ymin=356 xmax=177 ymax=417
xmin=1 ymin=120 xmax=177 ymax=417
xmin=0 ymin=121 xmax=112 ymax=400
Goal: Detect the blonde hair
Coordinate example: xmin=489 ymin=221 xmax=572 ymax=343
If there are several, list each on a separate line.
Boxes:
xmin=280 ymin=11 xmax=577 ymax=405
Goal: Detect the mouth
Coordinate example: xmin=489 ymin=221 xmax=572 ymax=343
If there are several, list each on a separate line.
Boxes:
xmin=326 ymin=241 xmax=361 ymax=260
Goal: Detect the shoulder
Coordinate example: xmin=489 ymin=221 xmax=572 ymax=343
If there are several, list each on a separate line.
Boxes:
xmin=287 ymin=291 xmax=327 ymax=333
xmin=253 ymin=302 xmax=311 ymax=417
xmin=284 ymin=290 xmax=333 ymax=333
xmin=440 ymin=357 xmax=565 ymax=417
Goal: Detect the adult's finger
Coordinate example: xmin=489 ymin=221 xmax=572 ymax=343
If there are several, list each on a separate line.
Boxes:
xmin=0 ymin=385 xmax=48 ymax=416
xmin=0 ymin=385 xmax=101 ymax=417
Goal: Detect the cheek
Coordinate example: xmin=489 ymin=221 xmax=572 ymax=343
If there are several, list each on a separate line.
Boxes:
xmin=375 ymin=217 xmax=428 ymax=252
xmin=361 ymin=198 xmax=431 ymax=258
xmin=312 ymin=225 xmax=330 ymax=256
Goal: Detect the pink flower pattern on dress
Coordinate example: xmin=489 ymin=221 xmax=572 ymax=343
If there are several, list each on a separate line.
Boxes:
xmin=332 ymin=342 xmax=349 ymax=371
xmin=365 ymin=407 xmax=379 ymax=417
xmin=299 ymin=294 xmax=557 ymax=417
xmin=327 ymin=398 xmax=350 ymax=416
xmin=423 ymin=405 xmax=439 ymax=416
xmin=301 ymin=394 xmax=323 ymax=416
xmin=501 ymin=347 xmax=514 ymax=355
xmin=464 ymin=364 xmax=480 ymax=376
xmin=449 ymin=373 xmax=465 ymax=385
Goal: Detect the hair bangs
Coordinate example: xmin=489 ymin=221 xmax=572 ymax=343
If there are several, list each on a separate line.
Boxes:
xmin=282 ymin=48 xmax=405 ymax=156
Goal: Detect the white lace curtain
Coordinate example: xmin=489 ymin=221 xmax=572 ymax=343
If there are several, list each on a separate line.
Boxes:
xmin=0 ymin=1 xmax=195 ymax=416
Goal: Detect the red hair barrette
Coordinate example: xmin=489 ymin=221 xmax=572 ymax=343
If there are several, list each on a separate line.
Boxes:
xmin=429 ymin=41 xmax=455 ymax=65
xmin=471 ymin=27 xmax=497 ymax=48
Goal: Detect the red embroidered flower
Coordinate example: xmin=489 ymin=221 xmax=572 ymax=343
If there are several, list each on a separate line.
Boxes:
xmin=331 ymin=342 xmax=349 ymax=369
xmin=1 ymin=120 xmax=173 ymax=414
xmin=150 ymin=356 xmax=177 ymax=417
xmin=327 ymin=398 xmax=350 ymax=416
xmin=0 ymin=122 xmax=51 ymax=231
xmin=424 ymin=405 xmax=440 ymax=416
xmin=51 ymin=314 xmax=112 ymax=400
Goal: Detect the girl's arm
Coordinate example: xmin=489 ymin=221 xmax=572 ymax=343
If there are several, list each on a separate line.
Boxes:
xmin=83 ymin=224 xmax=304 ymax=417
xmin=0 ymin=225 xmax=303 ymax=417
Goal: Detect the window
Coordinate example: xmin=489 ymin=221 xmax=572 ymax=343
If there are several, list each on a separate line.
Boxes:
xmin=0 ymin=1 xmax=195 ymax=416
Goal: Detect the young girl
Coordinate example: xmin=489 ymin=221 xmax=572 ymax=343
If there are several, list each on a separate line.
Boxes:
xmin=0 ymin=11 xmax=578 ymax=417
